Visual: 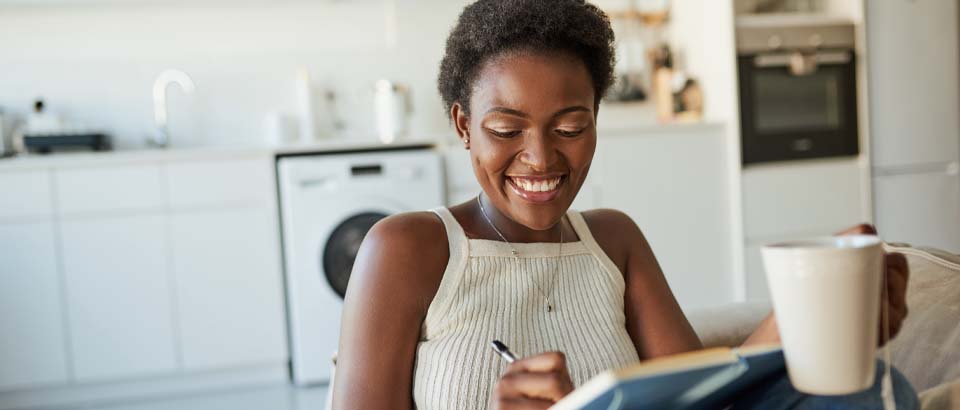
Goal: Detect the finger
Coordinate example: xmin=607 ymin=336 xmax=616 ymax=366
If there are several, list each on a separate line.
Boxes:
xmin=506 ymin=351 xmax=568 ymax=374
xmin=879 ymin=300 xmax=908 ymax=345
xmin=887 ymin=266 xmax=908 ymax=311
xmin=885 ymin=253 xmax=909 ymax=309
xmin=835 ymin=223 xmax=877 ymax=236
xmin=886 ymin=252 xmax=910 ymax=283
xmin=496 ymin=371 xmax=572 ymax=402
xmin=497 ymin=396 xmax=554 ymax=410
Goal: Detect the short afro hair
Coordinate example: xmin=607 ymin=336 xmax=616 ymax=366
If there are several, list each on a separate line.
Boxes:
xmin=438 ymin=0 xmax=616 ymax=116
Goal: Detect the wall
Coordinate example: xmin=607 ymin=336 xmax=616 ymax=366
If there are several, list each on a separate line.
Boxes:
xmin=0 ymin=0 xmax=468 ymax=149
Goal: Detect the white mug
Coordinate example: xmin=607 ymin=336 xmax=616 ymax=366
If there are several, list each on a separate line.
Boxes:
xmin=762 ymin=235 xmax=883 ymax=395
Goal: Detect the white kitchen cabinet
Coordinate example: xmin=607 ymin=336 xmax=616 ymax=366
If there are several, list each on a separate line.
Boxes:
xmin=592 ymin=129 xmax=734 ymax=309
xmin=742 ymin=159 xmax=867 ymax=239
xmin=60 ymin=215 xmax=178 ymax=381
xmin=55 ymin=165 xmax=164 ymax=215
xmin=0 ymin=221 xmax=69 ymax=390
xmin=0 ymin=170 xmax=53 ymax=220
xmin=170 ymin=208 xmax=287 ymax=370
xmin=0 ymin=153 xmax=288 ymax=408
xmin=866 ymin=0 xmax=960 ymax=168
xmin=166 ymin=159 xmax=273 ymax=209
xmin=874 ymin=170 xmax=960 ymax=253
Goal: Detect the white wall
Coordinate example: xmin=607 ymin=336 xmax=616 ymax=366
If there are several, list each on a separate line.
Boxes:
xmin=0 ymin=1 xmax=469 ymax=149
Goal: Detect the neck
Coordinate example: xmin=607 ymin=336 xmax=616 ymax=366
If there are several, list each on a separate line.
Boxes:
xmin=476 ymin=194 xmax=564 ymax=243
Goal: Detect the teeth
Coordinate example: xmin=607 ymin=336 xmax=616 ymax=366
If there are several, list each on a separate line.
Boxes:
xmin=511 ymin=177 xmax=562 ymax=192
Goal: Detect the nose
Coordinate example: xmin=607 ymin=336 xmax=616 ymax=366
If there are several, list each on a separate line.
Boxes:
xmin=518 ymin=131 xmax=557 ymax=171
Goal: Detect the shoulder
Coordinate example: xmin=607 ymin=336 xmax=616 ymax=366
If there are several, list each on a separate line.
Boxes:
xmin=366 ymin=211 xmax=448 ymax=247
xmin=344 ymin=211 xmax=450 ymax=311
xmin=580 ymin=208 xmax=639 ymax=235
xmin=578 ymin=209 xmax=645 ymax=273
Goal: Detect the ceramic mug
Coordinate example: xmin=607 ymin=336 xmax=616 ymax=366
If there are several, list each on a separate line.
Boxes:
xmin=762 ymin=235 xmax=883 ymax=395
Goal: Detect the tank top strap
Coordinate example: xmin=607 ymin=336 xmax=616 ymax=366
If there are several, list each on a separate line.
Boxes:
xmin=566 ymin=209 xmax=625 ymax=279
xmin=424 ymin=207 xmax=470 ymax=333
xmin=429 ymin=206 xmax=468 ymax=255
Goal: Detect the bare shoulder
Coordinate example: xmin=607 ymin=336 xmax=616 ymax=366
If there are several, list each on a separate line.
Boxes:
xmin=579 ymin=209 xmax=644 ymax=273
xmin=344 ymin=211 xmax=450 ymax=311
xmin=366 ymin=211 xmax=449 ymax=249
xmin=580 ymin=209 xmax=640 ymax=235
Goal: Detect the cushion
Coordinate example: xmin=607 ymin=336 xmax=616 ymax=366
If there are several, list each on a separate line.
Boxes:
xmin=918 ymin=378 xmax=960 ymax=410
xmin=884 ymin=244 xmax=960 ymax=393
xmin=687 ymin=301 xmax=769 ymax=348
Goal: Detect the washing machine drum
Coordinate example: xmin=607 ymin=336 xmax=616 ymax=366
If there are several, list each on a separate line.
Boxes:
xmin=321 ymin=211 xmax=389 ymax=299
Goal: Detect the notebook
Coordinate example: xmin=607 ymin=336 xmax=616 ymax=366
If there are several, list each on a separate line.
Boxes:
xmin=550 ymin=344 xmax=785 ymax=410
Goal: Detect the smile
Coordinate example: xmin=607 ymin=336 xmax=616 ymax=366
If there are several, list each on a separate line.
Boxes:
xmin=506 ymin=175 xmax=566 ymax=203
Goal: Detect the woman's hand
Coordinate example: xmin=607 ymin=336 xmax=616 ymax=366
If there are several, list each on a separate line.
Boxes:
xmin=490 ymin=351 xmax=575 ymax=410
xmin=836 ymin=224 xmax=910 ymax=346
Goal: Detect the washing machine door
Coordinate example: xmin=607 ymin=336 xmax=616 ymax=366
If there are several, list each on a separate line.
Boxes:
xmin=316 ymin=201 xmax=405 ymax=300
xmin=321 ymin=211 xmax=388 ymax=298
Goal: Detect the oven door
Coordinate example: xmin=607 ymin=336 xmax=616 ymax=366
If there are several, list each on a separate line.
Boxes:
xmin=738 ymin=49 xmax=859 ymax=165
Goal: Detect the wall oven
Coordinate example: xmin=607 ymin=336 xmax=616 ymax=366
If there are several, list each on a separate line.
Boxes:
xmin=736 ymin=18 xmax=859 ymax=165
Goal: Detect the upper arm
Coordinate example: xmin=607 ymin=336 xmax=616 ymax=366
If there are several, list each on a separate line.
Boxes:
xmin=582 ymin=209 xmax=703 ymax=360
xmin=331 ymin=212 xmax=448 ymax=410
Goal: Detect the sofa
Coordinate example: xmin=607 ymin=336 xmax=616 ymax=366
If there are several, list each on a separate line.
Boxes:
xmin=688 ymin=244 xmax=960 ymax=409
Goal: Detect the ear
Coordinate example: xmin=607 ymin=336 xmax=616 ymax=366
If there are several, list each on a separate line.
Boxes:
xmin=451 ymin=102 xmax=471 ymax=149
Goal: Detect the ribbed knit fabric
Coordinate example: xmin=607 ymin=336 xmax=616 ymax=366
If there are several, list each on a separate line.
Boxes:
xmin=412 ymin=207 xmax=640 ymax=410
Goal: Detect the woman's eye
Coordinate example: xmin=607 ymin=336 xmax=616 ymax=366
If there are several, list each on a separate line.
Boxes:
xmin=487 ymin=129 xmax=522 ymax=138
xmin=555 ymin=128 xmax=584 ymax=137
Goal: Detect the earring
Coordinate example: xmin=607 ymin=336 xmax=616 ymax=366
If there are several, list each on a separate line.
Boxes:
xmin=463 ymin=138 xmax=470 ymax=148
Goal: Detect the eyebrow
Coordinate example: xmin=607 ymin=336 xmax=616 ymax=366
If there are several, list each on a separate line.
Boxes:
xmin=484 ymin=105 xmax=592 ymax=118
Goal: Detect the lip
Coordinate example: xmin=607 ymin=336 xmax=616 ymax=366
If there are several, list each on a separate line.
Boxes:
xmin=506 ymin=175 xmax=566 ymax=203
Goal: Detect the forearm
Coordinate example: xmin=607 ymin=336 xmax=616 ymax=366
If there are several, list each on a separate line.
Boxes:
xmin=741 ymin=312 xmax=781 ymax=346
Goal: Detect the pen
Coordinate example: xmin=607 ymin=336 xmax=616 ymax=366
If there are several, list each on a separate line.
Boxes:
xmin=490 ymin=340 xmax=517 ymax=364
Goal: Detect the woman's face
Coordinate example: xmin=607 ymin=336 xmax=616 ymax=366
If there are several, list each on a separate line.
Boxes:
xmin=452 ymin=50 xmax=597 ymax=231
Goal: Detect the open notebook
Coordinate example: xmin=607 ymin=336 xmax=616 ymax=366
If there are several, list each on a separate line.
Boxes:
xmin=550 ymin=344 xmax=784 ymax=410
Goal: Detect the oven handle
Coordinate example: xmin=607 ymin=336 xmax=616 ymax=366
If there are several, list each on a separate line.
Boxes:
xmin=754 ymin=50 xmax=851 ymax=68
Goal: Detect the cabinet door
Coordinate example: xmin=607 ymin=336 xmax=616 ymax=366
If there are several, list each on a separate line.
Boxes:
xmin=742 ymin=159 xmax=866 ymax=239
xmin=0 ymin=221 xmax=69 ymax=390
xmin=166 ymin=158 xmax=273 ymax=209
xmin=867 ymin=0 xmax=960 ymax=167
xmin=0 ymin=170 xmax=53 ymax=220
xmin=874 ymin=172 xmax=960 ymax=253
xmin=170 ymin=208 xmax=287 ymax=370
xmin=55 ymin=165 xmax=164 ymax=215
xmin=61 ymin=215 xmax=178 ymax=381
xmin=593 ymin=132 xmax=734 ymax=309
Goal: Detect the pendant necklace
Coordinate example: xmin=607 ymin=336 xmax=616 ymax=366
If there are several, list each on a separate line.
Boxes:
xmin=477 ymin=194 xmax=562 ymax=312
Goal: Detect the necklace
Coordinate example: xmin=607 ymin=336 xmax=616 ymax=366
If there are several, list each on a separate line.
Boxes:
xmin=476 ymin=194 xmax=562 ymax=312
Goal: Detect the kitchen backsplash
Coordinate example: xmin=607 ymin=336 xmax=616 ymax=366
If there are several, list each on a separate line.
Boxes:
xmin=0 ymin=1 xmax=468 ymax=149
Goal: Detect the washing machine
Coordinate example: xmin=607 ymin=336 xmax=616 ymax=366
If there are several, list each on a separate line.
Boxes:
xmin=277 ymin=148 xmax=444 ymax=385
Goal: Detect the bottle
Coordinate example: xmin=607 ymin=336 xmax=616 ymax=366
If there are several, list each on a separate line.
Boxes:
xmin=295 ymin=68 xmax=316 ymax=144
xmin=653 ymin=45 xmax=674 ymax=123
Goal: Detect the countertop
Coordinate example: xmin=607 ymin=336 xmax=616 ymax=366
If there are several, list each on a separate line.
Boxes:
xmin=0 ymin=137 xmax=445 ymax=171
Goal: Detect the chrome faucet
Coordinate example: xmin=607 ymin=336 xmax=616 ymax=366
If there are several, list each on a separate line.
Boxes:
xmin=150 ymin=69 xmax=195 ymax=147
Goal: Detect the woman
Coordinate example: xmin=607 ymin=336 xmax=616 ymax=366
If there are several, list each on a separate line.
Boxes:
xmin=332 ymin=1 xmax=917 ymax=409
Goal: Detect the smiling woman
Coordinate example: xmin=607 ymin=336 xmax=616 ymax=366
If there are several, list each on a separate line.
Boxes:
xmin=330 ymin=1 xmax=917 ymax=410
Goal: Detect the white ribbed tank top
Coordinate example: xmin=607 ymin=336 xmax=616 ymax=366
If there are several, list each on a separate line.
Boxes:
xmin=412 ymin=207 xmax=640 ymax=410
